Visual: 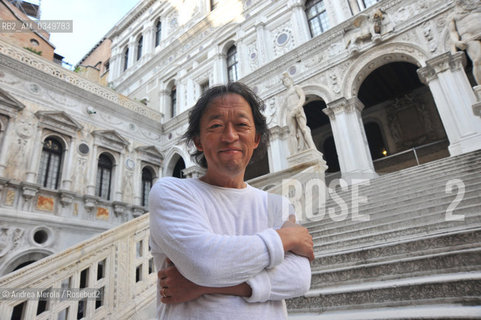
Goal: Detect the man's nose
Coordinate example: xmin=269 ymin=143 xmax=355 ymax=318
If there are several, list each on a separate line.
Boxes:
xmin=221 ymin=123 xmax=239 ymax=142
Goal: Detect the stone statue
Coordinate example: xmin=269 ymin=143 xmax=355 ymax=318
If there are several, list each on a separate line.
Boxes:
xmin=448 ymin=0 xmax=481 ymax=85
xmin=282 ymin=72 xmax=316 ymax=154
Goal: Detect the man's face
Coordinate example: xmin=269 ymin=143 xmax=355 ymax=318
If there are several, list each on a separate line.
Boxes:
xmin=194 ymin=93 xmax=260 ymax=177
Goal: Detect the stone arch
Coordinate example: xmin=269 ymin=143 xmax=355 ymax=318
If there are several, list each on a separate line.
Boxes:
xmin=221 ymin=40 xmax=237 ymax=56
xmin=163 ymin=146 xmax=190 ymax=177
xmin=342 ymin=42 xmax=430 ymax=99
xmin=1 ymin=248 xmax=54 ymax=276
xmin=302 ymin=83 xmax=334 ymax=104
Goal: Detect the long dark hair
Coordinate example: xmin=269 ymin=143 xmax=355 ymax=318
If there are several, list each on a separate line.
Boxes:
xmin=184 ymin=82 xmax=269 ymax=168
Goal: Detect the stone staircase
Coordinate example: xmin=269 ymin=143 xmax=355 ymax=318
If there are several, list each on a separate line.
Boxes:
xmin=287 ymin=150 xmax=481 ymax=319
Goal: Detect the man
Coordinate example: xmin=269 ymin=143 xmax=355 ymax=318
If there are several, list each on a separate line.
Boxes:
xmin=149 ymin=82 xmax=314 ymax=319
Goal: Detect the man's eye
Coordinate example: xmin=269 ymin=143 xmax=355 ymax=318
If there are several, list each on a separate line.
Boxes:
xmin=210 ymin=124 xmax=222 ymax=128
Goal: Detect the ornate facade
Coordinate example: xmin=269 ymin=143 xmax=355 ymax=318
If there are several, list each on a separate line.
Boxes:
xmin=1 ymin=0 xmax=481 ymax=281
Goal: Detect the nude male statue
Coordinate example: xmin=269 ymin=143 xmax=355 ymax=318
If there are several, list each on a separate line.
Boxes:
xmin=448 ymin=0 xmax=481 ymax=85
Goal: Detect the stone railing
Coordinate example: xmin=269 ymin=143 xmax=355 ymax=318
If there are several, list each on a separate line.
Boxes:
xmin=0 ymin=214 xmax=156 ymax=319
xmin=0 ymin=38 xmax=161 ymax=122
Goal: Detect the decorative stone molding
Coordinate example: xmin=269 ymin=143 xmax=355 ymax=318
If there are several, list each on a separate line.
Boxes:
xmin=132 ymin=205 xmax=146 ymax=218
xmin=417 ymin=51 xmax=467 ymax=85
xmin=91 ymin=130 xmax=129 ymax=153
xmin=135 ymin=145 xmax=163 ymax=165
xmin=113 ymin=201 xmax=128 ymax=217
xmin=0 ymin=87 xmax=25 ymax=117
xmin=0 ymin=39 xmax=161 ymax=122
xmin=324 ymin=97 xmax=364 ymax=119
xmin=83 ymin=194 xmax=97 ymax=212
xmin=59 ymin=190 xmax=75 ymax=207
xmin=35 ymin=111 xmax=83 ymax=137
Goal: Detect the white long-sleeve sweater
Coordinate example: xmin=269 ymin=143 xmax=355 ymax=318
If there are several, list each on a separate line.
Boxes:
xmin=149 ymin=177 xmax=311 ymax=320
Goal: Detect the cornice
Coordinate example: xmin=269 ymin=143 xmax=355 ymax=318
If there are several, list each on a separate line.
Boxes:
xmin=0 ymin=39 xmax=162 ymax=125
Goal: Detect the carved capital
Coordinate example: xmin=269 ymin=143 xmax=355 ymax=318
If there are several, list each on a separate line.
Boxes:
xmin=83 ymin=195 xmax=97 ymax=212
xmin=59 ymin=190 xmax=75 ymax=207
xmin=419 ymin=52 xmax=467 ymax=84
xmin=113 ymin=201 xmax=128 ymax=217
xmin=21 ymin=183 xmax=39 ymax=200
xmin=325 ymin=97 xmax=364 ymax=119
xmin=132 ymin=205 xmax=146 ymax=218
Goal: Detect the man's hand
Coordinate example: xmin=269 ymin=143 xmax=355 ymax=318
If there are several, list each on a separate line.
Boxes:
xmin=276 ymin=221 xmax=314 ymax=261
xmin=158 ymin=260 xmax=204 ymax=304
xmin=158 ymin=259 xmax=253 ymax=304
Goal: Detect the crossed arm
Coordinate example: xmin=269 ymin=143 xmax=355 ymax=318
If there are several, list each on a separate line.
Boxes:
xmin=149 ymin=178 xmax=314 ymax=305
xmin=158 ymin=220 xmax=314 ymax=304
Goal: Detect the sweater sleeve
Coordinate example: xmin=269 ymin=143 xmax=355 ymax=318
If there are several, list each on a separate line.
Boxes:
xmin=244 ymin=194 xmax=311 ymax=302
xmin=243 ymin=253 xmax=311 ymax=302
xmin=149 ymin=178 xmax=284 ymax=287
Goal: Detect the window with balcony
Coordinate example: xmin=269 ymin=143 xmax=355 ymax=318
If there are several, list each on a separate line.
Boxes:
xmin=37 ymin=137 xmax=63 ymax=189
xmin=305 ymin=0 xmax=329 ymax=38
xmin=227 ymin=45 xmax=238 ymax=82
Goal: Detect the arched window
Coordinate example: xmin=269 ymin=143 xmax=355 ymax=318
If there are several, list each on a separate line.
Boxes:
xmin=37 ymin=137 xmax=63 ymax=189
xmin=141 ymin=167 xmax=154 ymax=207
xmin=96 ymin=153 xmax=113 ymax=200
xmin=137 ymin=36 xmax=143 ymax=61
xmin=227 ymin=45 xmax=238 ymax=82
xmin=305 ymin=0 xmax=329 ymax=37
xmin=123 ymin=47 xmax=129 ymax=71
xmin=155 ymin=21 xmax=162 ymax=47
xmin=171 ymin=85 xmax=177 ymax=117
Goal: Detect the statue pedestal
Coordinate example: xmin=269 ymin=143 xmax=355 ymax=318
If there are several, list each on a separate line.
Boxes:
xmin=473 ymin=85 xmax=481 ymax=117
xmin=287 ymin=148 xmax=327 ymax=173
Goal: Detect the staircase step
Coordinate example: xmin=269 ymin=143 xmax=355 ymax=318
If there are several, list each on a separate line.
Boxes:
xmin=313 ymin=208 xmax=481 ymax=253
xmin=310 ymin=248 xmax=481 ymax=289
xmin=287 ymin=273 xmax=481 ymax=313
xmin=311 ymin=228 xmax=481 ymax=271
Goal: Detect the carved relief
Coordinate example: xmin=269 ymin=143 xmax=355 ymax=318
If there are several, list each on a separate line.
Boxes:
xmin=272 ymin=26 xmax=295 ymax=57
xmin=0 ymin=227 xmax=24 ymax=257
xmin=264 ymin=97 xmax=277 ymax=126
xmin=247 ymin=43 xmax=258 ymax=72
xmin=5 ymin=189 xmax=15 ymax=206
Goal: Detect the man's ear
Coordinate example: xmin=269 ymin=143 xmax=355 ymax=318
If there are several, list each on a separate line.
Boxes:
xmin=254 ymin=134 xmax=261 ymax=149
xmin=193 ymin=136 xmax=203 ymax=151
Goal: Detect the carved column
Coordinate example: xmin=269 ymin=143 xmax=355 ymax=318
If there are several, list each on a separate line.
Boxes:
xmin=324 ymin=97 xmax=377 ymax=181
xmin=86 ymin=144 xmax=98 ymax=195
xmin=143 ymin=22 xmax=155 ymax=58
xmin=127 ymin=38 xmax=136 ymax=69
xmin=60 ymin=141 xmax=75 ymax=191
xmin=25 ymin=126 xmax=43 ymax=183
xmin=0 ymin=120 xmax=15 ymax=177
xmin=114 ymin=153 xmax=124 ymax=202
xmin=213 ymin=53 xmax=227 ymax=85
xmin=417 ymin=52 xmax=481 ymax=155
xmin=255 ymin=20 xmax=269 ymax=66
xmin=287 ymin=0 xmax=311 ymax=45
xmin=267 ymin=126 xmax=290 ymax=173
xmin=158 ymin=89 xmax=171 ymax=120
